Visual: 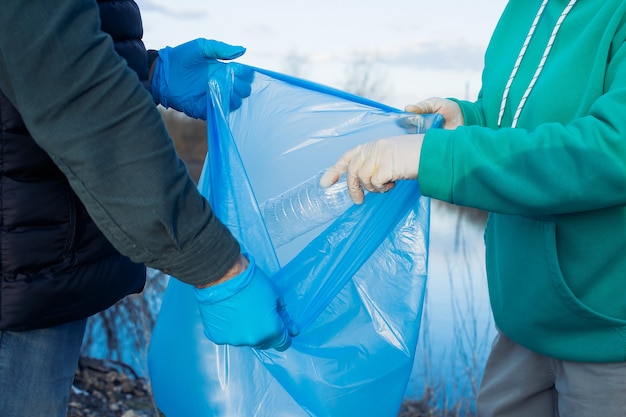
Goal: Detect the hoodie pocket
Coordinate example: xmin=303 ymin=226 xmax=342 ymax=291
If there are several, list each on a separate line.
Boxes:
xmin=485 ymin=214 xmax=626 ymax=362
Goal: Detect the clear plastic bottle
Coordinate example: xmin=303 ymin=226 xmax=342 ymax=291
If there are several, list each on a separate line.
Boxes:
xmin=260 ymin=171 xmax=354 ymax=248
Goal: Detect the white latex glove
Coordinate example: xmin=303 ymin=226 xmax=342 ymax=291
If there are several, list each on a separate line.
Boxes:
xmin=405 ymin=97 xmax=463 ymax=130
xmin=320 ymin=134 xmax=424 ymax=204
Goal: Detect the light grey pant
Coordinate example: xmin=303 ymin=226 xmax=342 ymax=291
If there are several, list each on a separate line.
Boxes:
xmin=477 ymin=330 xmax=626 ymax=417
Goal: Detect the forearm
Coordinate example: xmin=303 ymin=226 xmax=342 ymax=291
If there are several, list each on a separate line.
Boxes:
xmin=0 ymin=0 xmax=239 ymax=286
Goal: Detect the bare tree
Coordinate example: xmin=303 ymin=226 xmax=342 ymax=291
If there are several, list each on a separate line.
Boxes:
xmin=81 ymin=269 xmax=169 ymax=375
xmin=282 ymin=51 xmax=309 ymax=79
xmin=342 ymin=55 xmax=388 ymax=102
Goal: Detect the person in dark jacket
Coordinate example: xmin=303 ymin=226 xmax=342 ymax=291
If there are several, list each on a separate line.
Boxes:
xmin=0 ymin=1 xmax=296 ymax=416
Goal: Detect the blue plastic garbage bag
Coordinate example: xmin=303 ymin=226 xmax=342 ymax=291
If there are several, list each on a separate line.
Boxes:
xmin=148 ymin=64 xmax=443 ymax=417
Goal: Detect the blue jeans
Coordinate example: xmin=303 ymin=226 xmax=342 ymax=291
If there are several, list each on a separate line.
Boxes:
xmin=0 ymin=319 xmax=87 ymax=417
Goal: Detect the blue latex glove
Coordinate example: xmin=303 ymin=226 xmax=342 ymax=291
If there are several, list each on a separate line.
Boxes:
xmin=193 ymin=255 xmax=298 ymax=351
xmin=151 ymin=38 xmax=253 ymax=119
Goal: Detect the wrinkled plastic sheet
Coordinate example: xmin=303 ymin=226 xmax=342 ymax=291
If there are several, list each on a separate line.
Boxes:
xmin=148 ymin=65 xmax=442 ymax=417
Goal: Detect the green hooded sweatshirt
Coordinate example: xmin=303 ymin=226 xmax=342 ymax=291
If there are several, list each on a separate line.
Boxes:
xmin=419 ymin=0 xmax=626 ymax=362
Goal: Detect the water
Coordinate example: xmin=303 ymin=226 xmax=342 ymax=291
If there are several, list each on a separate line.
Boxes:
xmin=406 ymin=203 xmax=495 ymax=413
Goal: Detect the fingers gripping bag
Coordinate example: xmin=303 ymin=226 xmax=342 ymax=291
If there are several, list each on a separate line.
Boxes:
xmin=148 ymin=63 xmax=443 ymax=417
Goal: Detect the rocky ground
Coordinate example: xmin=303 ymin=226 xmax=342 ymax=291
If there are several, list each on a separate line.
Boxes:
xmin=68 ymin=357 xmax=161 ymax=417
xmin=68 ymin=357 xmax=452 ymax=417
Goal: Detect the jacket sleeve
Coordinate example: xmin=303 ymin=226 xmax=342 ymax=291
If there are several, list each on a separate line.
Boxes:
xmin=420 ymin=100 xmax=626 ymax=217
xmin=0 ymin=0 xmax=240 ymax=286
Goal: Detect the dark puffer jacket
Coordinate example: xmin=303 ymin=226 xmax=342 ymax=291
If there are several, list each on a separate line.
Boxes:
xmin=0 ymin=0 xmax=149 ymax=331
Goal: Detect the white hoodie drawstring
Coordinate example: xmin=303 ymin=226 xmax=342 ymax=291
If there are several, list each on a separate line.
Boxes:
xmin=498 ymin=0 xmax=578 ymax=128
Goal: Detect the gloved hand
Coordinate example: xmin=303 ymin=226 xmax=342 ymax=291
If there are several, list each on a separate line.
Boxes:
xmin=320 ymin=134 xmax=424 ymax=204
xmin=151 ymin=38 xmax=254 ymax=119
xmin=405 ymin=97 xmax=463 ymax=130
xmin=193 ymin=254 xmax=298 ymax=351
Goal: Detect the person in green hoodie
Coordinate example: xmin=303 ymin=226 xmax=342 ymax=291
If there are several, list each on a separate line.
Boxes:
xmin=321 ymin=1 xmax=626 ymax=416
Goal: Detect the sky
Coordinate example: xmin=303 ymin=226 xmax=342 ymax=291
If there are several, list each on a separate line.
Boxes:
xmin=136 ymin=0 xmax=508 ymax=108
